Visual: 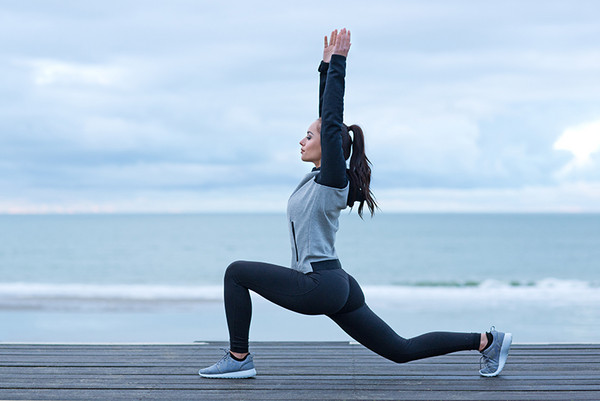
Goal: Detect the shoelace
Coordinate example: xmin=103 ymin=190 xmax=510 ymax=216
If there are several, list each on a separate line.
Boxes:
xmin=215 ymin=348 xmax=232 ymax=367
xmin=479 ymin=354 xmax=491 ymax=371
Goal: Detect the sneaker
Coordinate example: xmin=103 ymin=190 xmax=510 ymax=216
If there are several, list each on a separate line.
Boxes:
xmin=199 ymin=349 xmax=256 ymax=379
xmin=479 ymin=326 xmax=512 ymax=377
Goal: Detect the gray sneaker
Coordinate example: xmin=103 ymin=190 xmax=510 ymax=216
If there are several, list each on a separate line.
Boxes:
xmin=199 ymin=350 xmax=256 ymax=379
xmin=479 ymin=327 xmax=512 ymax=377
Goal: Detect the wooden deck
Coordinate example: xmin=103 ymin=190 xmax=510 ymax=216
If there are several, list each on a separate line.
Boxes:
xmin=0 ymin=342 xmax=598 ymax=400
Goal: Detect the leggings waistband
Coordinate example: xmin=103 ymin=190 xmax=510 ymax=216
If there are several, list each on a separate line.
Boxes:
xmin=311 ymin=259 xmax=342 ymax=271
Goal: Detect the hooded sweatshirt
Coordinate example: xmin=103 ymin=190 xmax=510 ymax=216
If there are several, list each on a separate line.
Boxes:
xmin=286 ymin=54 xmax=349 ymax=273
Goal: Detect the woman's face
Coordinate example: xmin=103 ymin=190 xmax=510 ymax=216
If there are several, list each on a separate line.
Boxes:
xmin=299 ymin=120 xmax=321 ymax=167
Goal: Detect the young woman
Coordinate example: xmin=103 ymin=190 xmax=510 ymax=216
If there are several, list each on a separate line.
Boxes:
xmin=199 ymin=29 xmax=512 ymax=379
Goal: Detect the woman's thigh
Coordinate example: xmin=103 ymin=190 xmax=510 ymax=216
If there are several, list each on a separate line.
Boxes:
xmin=225 ymin=261 xmax=349 ymax=315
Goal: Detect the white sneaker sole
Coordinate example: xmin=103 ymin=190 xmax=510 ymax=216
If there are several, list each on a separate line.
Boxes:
xmin=199 ymin=368 xmax=257 ymax=379
xmin=480 ymin=332 xmax=512 ymax=377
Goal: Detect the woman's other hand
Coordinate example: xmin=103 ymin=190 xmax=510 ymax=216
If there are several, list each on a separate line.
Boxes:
xmin=323 ymin=29 xmax=337 ymax=63
xmin=332 ymin=28 xmax=351 ymax=58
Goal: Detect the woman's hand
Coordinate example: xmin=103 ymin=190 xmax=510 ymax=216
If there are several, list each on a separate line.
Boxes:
xmin=333 ymin=28 xmax=351 ymax=58
xmin=323 ymin=30 xmax=337 ymax=63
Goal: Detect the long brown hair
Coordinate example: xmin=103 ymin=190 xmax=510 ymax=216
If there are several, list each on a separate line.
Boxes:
xmin=315 ymin=119 xmax=378 ymax=217
xmin=340 ymin=123 xmax=378 ymax=218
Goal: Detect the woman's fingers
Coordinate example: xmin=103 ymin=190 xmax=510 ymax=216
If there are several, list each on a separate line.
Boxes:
xmin=324 ymin=30 xmax=337 ymax=49
xmin=324 ymin=28 xmax=351 ymax=58
xmin=339 ymin=29 xmax=347 ymax=44
xmin=332 ymin=28 xmax=351 ymax=57
xmin=343 ymin=29 xmax=350 ymax=47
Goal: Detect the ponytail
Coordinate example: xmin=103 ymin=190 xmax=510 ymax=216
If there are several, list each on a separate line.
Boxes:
xmin=342 ymin=124 xmax=378 ymax=218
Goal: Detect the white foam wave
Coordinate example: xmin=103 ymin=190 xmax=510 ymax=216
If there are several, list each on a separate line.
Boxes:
xmin=0 ymin=283 xmax=222 ymax=302
xmin=0 ymin=279 xmax=598 ymax=311
xmin=362 ymin=278 xmax=600 ymax=307
xmin=478 ymin=278 xmax=596 ymax=289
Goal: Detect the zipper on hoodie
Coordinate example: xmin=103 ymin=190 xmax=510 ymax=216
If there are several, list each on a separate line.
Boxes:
xmin=291 ymin=221 xmax=299 ymax=262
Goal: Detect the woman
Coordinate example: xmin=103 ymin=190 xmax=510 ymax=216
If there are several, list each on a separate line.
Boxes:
xmin=199 ymin=29 xmax=511 ymax=379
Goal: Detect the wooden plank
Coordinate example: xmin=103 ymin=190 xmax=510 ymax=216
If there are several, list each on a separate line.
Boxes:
xmin=1 ymin=342 xmax=599 ymax=401
xmin=0 ymin=389 xmax=598 ymax=401
xmin=1 ymin=378 xmax=599 ymax=391
xmin=3 ymin=367 xmax=600 ymax=379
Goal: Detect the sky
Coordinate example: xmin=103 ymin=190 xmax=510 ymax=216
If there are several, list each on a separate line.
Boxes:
xmin=1 ymin=0 xmax=600 ymax=213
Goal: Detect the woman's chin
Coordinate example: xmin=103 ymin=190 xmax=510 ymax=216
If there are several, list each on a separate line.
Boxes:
xmin=300 ymin=154 xmax=315 ymax=164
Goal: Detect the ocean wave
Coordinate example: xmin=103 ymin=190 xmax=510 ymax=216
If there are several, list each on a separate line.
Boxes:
xmin=0 ymin=282 xmax=223 ymax=299
xmin=1 ymin=279 xmax=598 ymax=311
xmin=362 ymin=278 xmax=600 ymax=307
xmin=393 ymin=278 xmax=599 ymax=289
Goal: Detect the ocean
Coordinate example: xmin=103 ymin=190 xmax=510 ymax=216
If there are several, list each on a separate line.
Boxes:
xmin=1 ymin=213 xmax=599 ymax=344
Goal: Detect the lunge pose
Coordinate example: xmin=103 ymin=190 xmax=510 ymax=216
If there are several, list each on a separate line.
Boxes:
xmin=199 ymin=29 xmax=512 ymax=379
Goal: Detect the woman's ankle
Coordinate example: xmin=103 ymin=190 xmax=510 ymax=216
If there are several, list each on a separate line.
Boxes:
xmin=230 ymin=351 xmax=249 ymax=360
xmin=479 ymin=332 xmax=494 ymax=352
xmin=479 ymin=333 xmax=488 ymax=352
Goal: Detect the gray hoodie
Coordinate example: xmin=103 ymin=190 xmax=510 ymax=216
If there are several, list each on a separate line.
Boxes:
xmin=287 ymin=171 xmax=349 ymax=273
xmin=286 ymin=54 xmax=349 ymax=273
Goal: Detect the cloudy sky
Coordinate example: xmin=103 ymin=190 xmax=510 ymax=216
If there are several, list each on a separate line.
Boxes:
xmin=2 ymin=0 xmax=600 ymax=213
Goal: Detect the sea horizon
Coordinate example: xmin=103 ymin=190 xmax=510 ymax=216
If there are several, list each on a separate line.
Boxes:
xmin=1 ymin=213 xmax=598 ymax=343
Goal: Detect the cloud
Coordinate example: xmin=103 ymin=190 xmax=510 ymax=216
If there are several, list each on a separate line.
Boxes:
xmin=0 ymin=183 xmax=294 ymax=214
xmin=554 ymin=120 xmax=600 ymax=177
xmin=4 ymin=181 xmax=600 ymax=215
xmin=1 ymin=0 xmax=600 ymax=213
xmin=79 ymin=117 xmax=176 ymax=151
xmin=375 ymin=182 xmax=600 ymax=213
xmin=28 ymin=59 xmax=124 ymax=86
xmin=359 ymin=106 xmax=480 ymax=184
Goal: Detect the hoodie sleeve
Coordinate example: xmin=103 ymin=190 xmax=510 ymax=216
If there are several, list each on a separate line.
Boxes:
xmin=315 ymin=54 xmax=348 ymax=189
xmin=318 ymin=60 xmax=328 ymax=118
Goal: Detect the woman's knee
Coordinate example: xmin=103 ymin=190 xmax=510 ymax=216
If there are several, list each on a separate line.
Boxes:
xmin=224 ymin=260 xmax=247 ymax=283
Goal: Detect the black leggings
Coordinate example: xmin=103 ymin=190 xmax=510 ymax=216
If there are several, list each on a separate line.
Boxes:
xmin=224 ymin=260 xmax=481 ymax=362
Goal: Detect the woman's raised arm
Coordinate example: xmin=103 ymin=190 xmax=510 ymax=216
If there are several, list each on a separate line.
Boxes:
xmin=316 ymin=29 xmax=351 ymax=189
